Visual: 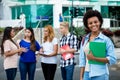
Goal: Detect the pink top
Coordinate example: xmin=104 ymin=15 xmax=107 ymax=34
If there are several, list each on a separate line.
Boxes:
xmin=3 ymin=40 xmax=18 ymax=70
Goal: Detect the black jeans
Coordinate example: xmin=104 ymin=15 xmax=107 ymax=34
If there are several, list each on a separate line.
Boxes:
xmin=5 ymin=68 xmax=17 ymax=80
xmin=41 ymin=62 xmax=57 ymax=80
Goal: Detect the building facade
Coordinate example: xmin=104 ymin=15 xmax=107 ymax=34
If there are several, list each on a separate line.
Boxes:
xmin=0 ymin=0 xmax=120 ymax=28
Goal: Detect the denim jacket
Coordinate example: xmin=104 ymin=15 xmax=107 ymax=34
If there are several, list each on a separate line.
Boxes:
xmin=79 ymin=32 xmax=117 ymax=77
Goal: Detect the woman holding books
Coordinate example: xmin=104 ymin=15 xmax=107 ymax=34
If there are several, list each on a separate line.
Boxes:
xmin=79 ymin=10 xmax=116 ymax=80
xmin=40 ymin=25 xmax=58 ymax=80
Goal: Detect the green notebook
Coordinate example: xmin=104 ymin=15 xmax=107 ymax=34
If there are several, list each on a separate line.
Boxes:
xmin=89 ymin=42 xmax=106 ymax=65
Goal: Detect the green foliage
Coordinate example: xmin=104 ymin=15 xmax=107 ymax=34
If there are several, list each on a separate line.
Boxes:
xmin=0 ymin=27 xmax=4 ymax=33
xmin=69 ymin=26 xmax=86 ymax=38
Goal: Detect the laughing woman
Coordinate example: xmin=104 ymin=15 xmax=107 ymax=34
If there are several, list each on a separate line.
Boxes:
xmin=79 ymin=10 xmax=116 ymax=80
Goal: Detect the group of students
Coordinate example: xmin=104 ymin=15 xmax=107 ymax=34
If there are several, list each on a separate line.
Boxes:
xmin=1 ymin=10 xmax=116 ymax=80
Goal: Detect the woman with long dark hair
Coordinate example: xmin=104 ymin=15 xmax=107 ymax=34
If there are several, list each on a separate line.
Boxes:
xmin=18 ymin=27 xmax=41 ymax=80
xmin=1 ymin=27 xmax=25 ymax=80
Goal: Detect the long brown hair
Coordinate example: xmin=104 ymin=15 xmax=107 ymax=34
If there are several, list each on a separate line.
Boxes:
xmin=1 ymin=27 xmax=18 ymax=55
xmin=25 ymin=27 xmax=36 ymax=51
xmin=43 ymin=25 xmax=55 ymax=42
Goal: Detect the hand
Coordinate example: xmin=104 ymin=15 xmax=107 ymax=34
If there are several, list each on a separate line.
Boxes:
xmin=86 ymin=51 xmax=95 ymax=60
xmin=59 ymin=49 xmax=66 ymax=54
xmin=19 ymin=47 xmax=27 ymax=52
xmin=39 ymin=53 xmax=49 ymax=57
xmin=39 ymin=48 xmax=44 ymax=54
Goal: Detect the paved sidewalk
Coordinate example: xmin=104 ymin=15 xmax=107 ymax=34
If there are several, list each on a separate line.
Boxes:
xmin=0 ymin=48 xmax=120 ymax=80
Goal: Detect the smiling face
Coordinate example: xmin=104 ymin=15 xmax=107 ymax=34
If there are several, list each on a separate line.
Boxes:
xmin=87 ymin=16 xmax=101 ymax=33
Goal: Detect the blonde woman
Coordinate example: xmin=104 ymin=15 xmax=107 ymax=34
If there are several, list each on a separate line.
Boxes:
xmin=40 ymin=25 xmax=58 ymax=80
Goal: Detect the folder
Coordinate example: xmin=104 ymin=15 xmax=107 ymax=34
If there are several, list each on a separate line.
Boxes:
xmin=89 ymin=42 xmax=106 ymax=65
xmin=61 ymin=44 xmax=74 ymax=60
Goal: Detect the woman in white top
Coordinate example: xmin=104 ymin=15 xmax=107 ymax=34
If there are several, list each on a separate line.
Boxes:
xmin=40 ymin=25 xmax=58 ymax=80
xmin=1 ymin=27 xmax=26 ymax=80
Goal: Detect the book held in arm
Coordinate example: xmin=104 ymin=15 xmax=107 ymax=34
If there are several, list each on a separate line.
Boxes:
xmin=61 ymin=44 xmax=74 ymax=60
xmin=89 ymin=42 xmax=106 ymax=65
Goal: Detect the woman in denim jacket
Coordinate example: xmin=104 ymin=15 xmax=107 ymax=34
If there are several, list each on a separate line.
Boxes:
xmin=79 ymin=10 xmax=116 ymax=80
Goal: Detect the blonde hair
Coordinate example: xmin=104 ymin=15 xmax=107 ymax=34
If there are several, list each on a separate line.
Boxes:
xmin=43 ymin=25 xmax=55 ymax=42
xmin=60 ymin=22 xmax=69 ymax=28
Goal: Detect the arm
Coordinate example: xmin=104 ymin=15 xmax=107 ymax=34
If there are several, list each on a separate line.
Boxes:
xmin=79 ymin=41 xmax=86 ymax=80
xmin=87 ymin=52 xmax=109 ymax=63
xmin=65 ymin=48 xmax=76 ymax=53
xmin=87 ymin=38 xmax=117 ymax=64
xmin=47 ymin=44 xmax=58 ymax=57
xmin=39 ymin=44 xmax=58 ymax=57
xmin=63 ymin=34 xmax=78 ymax=54
xmin=80 ymin=67 xmax=85 ymax=80
xmin=39 ymin=38 xmax=58 ymax=57
xmin=60 ymin=48 xmax=76 ymax=54
xmin=4 ymin=48 xmax=24 ymax=57
xmin=4 ymin=40 xmax=26 ymax=57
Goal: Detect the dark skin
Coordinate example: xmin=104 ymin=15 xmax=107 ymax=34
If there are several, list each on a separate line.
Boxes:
xmin=86 ymin=17 xmax=109 ymax=63
xmin=80 ymin=16 xmax=109 ymax=80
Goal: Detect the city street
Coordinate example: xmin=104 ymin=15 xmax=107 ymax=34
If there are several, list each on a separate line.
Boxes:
xmin=0 ymin=48 xmax=120 ymax=80
xmin=1 ymin=0 xmax=120 ymax=80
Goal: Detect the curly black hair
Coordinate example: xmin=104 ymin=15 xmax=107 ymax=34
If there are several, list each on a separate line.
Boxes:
xmin=83 ymin=10 xmax=103 ymax=29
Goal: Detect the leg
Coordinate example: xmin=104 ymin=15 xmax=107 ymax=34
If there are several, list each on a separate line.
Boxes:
xmin=66 ymin=64 xmax=75 ymax=80
xmin=19 ymin=61 xmax=27 ymax=80
xmin=47 ymin=64 xmax=57 ymax=80
xmin=12 ymin=68 xmax=17 ymax=80
xmin=28 ymin=62 xmax=36 ymax=80
xmin=91 ymin=74 xmax=109 ymax=80
xmin=5 ymin=68 xmax=17 ymax=80
xmin=41 ymin=63 xmax=48 ymax=80
xmin=61 ymin=67 xmax=66 ymax=80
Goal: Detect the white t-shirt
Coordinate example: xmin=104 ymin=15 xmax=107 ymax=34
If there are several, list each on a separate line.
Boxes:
xmin=3 ymin=40 xmax=18 ymax=70
xmin=41 ymin=38 xmax=58 ymax=64
xmin=84 ymin=42 xmax=90 ymax=71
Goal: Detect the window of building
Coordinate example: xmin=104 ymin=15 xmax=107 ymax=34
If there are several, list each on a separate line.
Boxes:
xmin=11 ymin=5 xmax=53 ymax=28
xmin=62 ymin=6 xmax=92 ymax=17
xmin=101 ymin=6 xmax=120 ymax=27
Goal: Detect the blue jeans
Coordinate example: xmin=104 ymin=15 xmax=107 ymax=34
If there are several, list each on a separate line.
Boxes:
xmin=61 ymin=64 xmax=74 ymax=80
xmin=83 ymin=72 xmax=91 ymax=80
xmin=19 ymin=61 xmax=36 ymax=80
xmin=83 ymin=71 xmax=109 ymax=80
xmin=5 ymin=68 xmax=17 ymax=80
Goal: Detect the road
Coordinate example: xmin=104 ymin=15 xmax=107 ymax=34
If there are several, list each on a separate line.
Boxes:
xmin=0 ymin=48 xmax=120 ymax=80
